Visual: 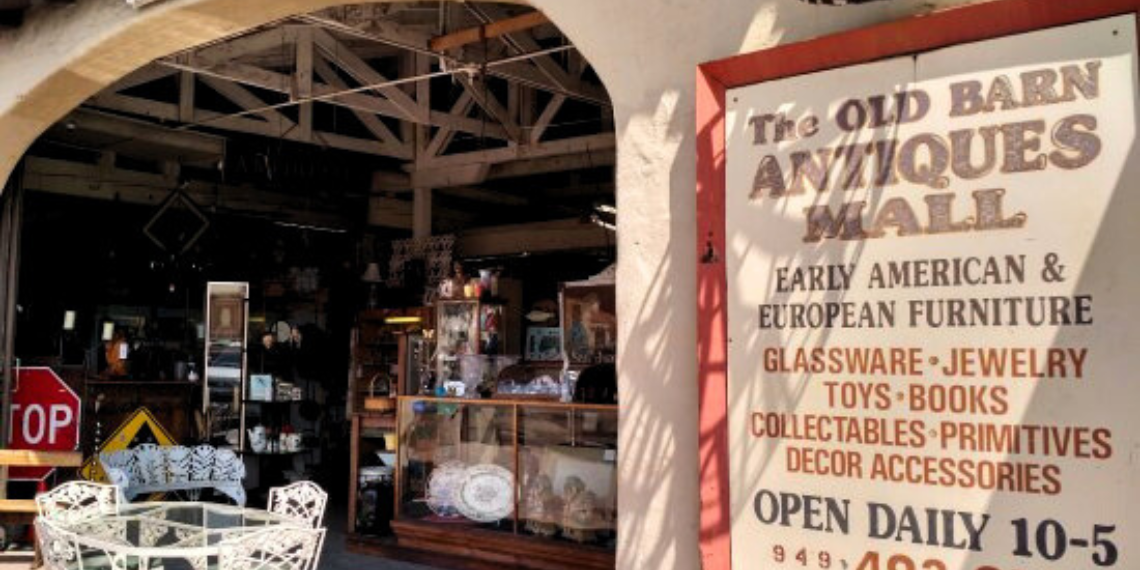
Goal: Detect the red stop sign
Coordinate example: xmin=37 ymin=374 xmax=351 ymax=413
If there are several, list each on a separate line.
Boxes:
xmin=8 ymin=368 xmax=81 ymax=480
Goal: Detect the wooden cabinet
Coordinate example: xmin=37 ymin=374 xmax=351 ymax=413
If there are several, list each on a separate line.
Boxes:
xmin=347 ymin=412 xmax=398 ymax=535
xmin=346 ymin=307 xmax=430 ymax=537
xmin=435 ymin=301 xmax=505 ymax=395
xmin=346 ymin=396 xmax=618 ymax=569
xmin=347 ymin=307 xmax=431 ymax=414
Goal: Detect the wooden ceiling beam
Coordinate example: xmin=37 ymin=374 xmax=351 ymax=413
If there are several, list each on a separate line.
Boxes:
xmin=106 ymin=64 xmax=179 ymax=93
xmin=429 ymin=11 xmax=550 ymax=53
xmin=422 ymin=92 xmax=474 ymax=160
xmin=160 ymin=59 xmax=508 ymax=140
xmin=468 ymin=5 xmax=582 ymax=102
xmin=302 ymin=11 xmax=608 ymax=107
xmin=455 ymin=73 xmax=521 ymax=142
xmin=437 ymin=185 xmax=528 ymax=206
xmin=85 ymin=93 xmax=412 ymax=160
xmin=407 ymin=133 xmax=614 ymax=188
xmin=48 ymin=108 xmax=225 ymax=165
xmin=199 ymin=74 xmax=294 ymax=132
xmin=312 ymin=55 xmax=404 ymax=149
xmin=312 ymin=27 xmax=421 ymax=121
xmin=23 ymin=156 xmax=350 ymax=229
xmin=417 ymin=132 xmax=614 ymax=170
xmin=192 ymin=27 xmax=294 ymax=66
xmin=487 ymin=151 xmax=614 ymax=181
xmin=529 ymin=93 xmax=565 ymax=144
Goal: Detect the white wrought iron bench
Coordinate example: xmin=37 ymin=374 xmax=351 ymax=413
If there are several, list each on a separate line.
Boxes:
xmin=99 ymin=444 xmax=246 ymax=506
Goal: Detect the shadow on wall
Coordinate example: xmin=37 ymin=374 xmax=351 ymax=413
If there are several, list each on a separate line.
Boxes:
xmin=683 ymin=7 xmax=1139 ymax=570
xmin=0 ymin=1 xmax=988 ymax=569
xmin=588 ymin=0 xmax=1007 ymax=568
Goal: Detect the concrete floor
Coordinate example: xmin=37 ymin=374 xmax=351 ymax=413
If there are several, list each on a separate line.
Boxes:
xmin=3 ymin=508 xmax=450 ymax=570
xmin=320 ymin=533 xmax=443 ymax=570
xmin=322 ymin=505 xmax=448 ymax=570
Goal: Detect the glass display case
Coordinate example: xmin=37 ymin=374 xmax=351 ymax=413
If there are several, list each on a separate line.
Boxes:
xmin=397 ymin=397 xmax=617 ymax=549
xmin=435 ymin=301 xmax=506 ymax=396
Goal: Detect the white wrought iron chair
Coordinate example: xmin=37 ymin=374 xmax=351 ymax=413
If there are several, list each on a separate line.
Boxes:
xmin=36 ymin=518 xmax=149 ymax=570
xmin=35 ymin=519 xmax=79 ymax=570
xmin=218 ymin=526 xmax=324 ymax=570
xmin=35 ymin=480 xmax=121 ymax=525
xmin=266 ymin=481 xmax=328 ymax=528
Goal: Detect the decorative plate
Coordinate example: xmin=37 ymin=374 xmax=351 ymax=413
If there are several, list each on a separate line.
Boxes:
xmin=426 ymin=461 xmax=467 ymax=518
xmin=273 ymin=320 xmax=292 ymax=344
xmin=456 ymin=464 xmax=515 ymax=523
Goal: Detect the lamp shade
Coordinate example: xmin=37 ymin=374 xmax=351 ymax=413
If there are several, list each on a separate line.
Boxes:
xmin=362 ymin=262 xmax=383 ymax=283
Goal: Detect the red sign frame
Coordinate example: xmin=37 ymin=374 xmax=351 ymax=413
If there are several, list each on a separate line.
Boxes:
xmin=695 ymin=1 xmax=1140 ymax=568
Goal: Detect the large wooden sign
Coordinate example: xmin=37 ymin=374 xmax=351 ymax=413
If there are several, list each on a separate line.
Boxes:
xmin=697 ymin=2 xmax=1140 ymax=570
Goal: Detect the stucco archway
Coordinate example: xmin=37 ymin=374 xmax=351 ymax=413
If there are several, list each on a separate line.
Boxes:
xmin=0 ymin=1 xmax=992 ymax=568
xmin=0 ymin=0 xmax=637 ymax=557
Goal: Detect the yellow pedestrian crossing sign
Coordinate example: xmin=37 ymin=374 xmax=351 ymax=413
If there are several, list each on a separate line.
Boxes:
xmin=79 ymin=407 xmax=177 ymax=482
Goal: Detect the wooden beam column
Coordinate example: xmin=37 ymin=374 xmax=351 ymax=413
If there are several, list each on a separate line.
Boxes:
xmin=413 ymin=186 xmax=432 ymax=239
xmin=178 ymin=71 xmax=195 ymax=123
xmin=294 ymin=27 xmax=314 ymax=142
xmin=0 ymin=162 xmax=24 ymax=491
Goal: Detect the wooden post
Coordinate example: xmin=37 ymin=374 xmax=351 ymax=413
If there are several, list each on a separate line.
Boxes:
xmin=0 ymin=161 xmax=25 ymax=500
xmin=294 ymin=27 xmax=314 ymax=142
xmin=412 ymin=187 xmax=431 ymax=239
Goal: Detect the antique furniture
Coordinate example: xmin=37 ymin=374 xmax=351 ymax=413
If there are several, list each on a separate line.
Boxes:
xmin=559 ymin=278 xmax=615 ymax=365
xmin=203 ymin=282 xmax=250 ymax=452
xmin=34 ymin=480 xmax=120 ymax=525
xmin=218 ymin=526 xmax=325 ymax=570
xmin=348 ymin=307 xmax=432 ymax=413
xmin=266 ymin=482 xmax=328 ymax=569
xmin=267 ymin=481 xmax=328 ymax=528
xmin=435 ymin=301 xmax=505 ymax=394
xmin=345 ymin=396 xmax=617 ymax=570
xmin=36 ymin=501 xmax=313 ymax=570
xmin=346 ymin=307 xmax=431 ymax=537
xmin=99 ymin=443 xmax=246 ymax=505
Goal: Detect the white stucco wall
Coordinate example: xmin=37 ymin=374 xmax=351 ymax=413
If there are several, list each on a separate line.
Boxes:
xmin=0 ymin=0 xmax=980 ymax=567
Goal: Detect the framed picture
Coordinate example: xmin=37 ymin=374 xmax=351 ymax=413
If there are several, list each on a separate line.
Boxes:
xmin=526 ymin=327 xmax=562 ymax=361
xmin=562 ymin=285 xmax=616 ymax=363
xmin=437 ymin=301 xmax=479 ymax=356
xmin=437 ymin=301 xmax=480 ymax=382
xmin=249 ymin=374 xmax=274 ymax=402
xmin=208 ymin=291 xmax=246 ymax=341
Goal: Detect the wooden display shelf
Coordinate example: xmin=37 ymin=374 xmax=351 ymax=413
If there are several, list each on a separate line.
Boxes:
xmin=350 ymin=519 xmax=614 ymax=570
xmin=348 ymin=411 xmax=400 ymax=536
xmin=85 ymin=379 xmax=199 ymax=386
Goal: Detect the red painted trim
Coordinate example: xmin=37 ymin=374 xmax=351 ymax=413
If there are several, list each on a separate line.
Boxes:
xmin=694 ymin=1 xmax=1140 ymax=569
xmin=695 ymin=65 xmax=730 ymax=570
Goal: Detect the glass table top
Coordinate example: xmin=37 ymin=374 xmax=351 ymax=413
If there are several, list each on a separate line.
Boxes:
xmin=57 ymin=502 xmax=301 ymax=564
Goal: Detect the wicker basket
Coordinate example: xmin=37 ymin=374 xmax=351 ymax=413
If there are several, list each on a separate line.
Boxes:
xmin=364 ymin=374 xmax=397 ymax=412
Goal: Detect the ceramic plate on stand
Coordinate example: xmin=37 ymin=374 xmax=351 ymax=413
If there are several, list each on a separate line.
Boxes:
xmin=426 ymin=461 xmax=467 ymax=518
xmin=456 ymin=464 xmax=514 ymax=523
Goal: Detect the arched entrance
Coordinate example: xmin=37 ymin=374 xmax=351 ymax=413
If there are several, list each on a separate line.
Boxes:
xmin=0 ymin=1 xmax=633 ymax=568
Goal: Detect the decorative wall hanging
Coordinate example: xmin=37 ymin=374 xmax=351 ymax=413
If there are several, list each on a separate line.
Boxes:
xmin=143 ymin=188 xmax=210 ymax=256
xmin=386 ymin=234 xmax=455 ymax=303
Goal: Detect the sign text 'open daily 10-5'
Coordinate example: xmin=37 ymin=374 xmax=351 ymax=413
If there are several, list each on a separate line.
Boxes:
xmin=723 ymin=15 xmax=1139 ymax=570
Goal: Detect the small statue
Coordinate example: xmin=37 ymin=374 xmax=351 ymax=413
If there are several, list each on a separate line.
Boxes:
xmin=562 ymin=476 xmax=603 ymax=543
xmin=523 ymin=475 xmax=560 ymax=537
xmin=448 ymin=262 xmax=467 ymax=299
xmin=104 ymin=330 xmax=130 ymax=377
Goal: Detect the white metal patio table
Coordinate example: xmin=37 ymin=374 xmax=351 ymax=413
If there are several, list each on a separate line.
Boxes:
xmin=42 ymin=501 xmax=304 ymax=570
